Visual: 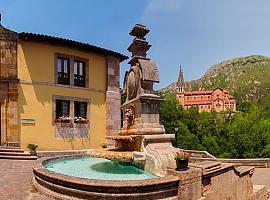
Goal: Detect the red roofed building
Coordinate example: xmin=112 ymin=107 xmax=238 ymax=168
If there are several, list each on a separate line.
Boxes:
xmin=176 ymin=67 xmax=236 ymax=112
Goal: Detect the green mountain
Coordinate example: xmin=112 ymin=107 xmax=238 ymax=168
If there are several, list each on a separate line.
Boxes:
xmin=161 ymin=55 xmax=270 ymax=110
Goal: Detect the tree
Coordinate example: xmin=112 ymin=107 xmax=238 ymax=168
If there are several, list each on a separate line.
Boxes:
xmin=176 ymin=121 xmax=202 ymax=150
xmin=202 ymin=135 xmax=220 ymax=156
xmin=157 ymin=91 xmax=270 ymax=158
xmin=159 ymin=94 xmax=183 ymax=135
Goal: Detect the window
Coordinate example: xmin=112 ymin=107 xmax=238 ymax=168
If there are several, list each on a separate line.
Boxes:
xmin=55 ymin=54 xmax=88 ymax=88
xmin=74 ymin=61 xmax=86 ymax=87
xmin=56 ymin=100 xmax=70 ymax=118
xmin=74 ymin=101 xmax=87 ymax=118
xmin=57 ymin=58 xmax=70 ymax=85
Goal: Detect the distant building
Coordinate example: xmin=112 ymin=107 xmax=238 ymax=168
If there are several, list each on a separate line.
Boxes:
xmin=176 ymin=67 xmax=236 ymax=112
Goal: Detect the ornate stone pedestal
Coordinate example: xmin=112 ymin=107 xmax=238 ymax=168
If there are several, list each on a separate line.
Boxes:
xmin=120 ymin=95 xmax=165 ymax=136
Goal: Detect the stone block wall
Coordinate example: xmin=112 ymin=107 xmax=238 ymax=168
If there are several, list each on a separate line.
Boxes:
xmin=168 ymin=161 xmax=269 ymax=200
xmin=202 ymin=168 xmax=253 ymax=200
xmin=168 ymin=168 xmax=202 ymax=200
xmin=0 ymin=27 xmax=18 ymax=78
xmin=106 ymin=56 xmax=121 ymax=137
xmin=0 ymin=26 xmax=19 ymax=146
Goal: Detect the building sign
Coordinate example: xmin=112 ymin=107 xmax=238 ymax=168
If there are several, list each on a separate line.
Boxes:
xmin=21 ymin=119 xmax=35 ymax=124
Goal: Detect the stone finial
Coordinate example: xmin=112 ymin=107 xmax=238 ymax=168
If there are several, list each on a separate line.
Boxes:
xmin=124 ymin=23 xmax=160 ymax=99
xmin=127 ymin=24 xmax=151 ymax=60
xmin=129 ymin=24 xmax=150 ymax=39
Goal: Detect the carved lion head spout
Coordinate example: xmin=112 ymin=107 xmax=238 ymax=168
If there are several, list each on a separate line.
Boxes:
xmin=125 ymin=108 xmax=134 ymax=126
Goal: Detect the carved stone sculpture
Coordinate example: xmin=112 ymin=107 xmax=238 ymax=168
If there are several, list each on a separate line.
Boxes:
xmin=123 ymin=24 xmax=160 ymax=101
xmin=121 ymin=24 xmax=165 ymax=136
xmin=125 ymin=108 xmax=134 ymax=126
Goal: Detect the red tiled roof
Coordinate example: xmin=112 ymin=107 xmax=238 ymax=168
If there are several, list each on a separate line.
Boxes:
xmin=228 ymin=95 xmax=236 ymax=99
xmin=184 ymin=101 xmax=212 ymax=105
xmin=183 ymin=90 xmax=213 ymax=95
xmin=18 ymin=32 xmax=128 ymax=61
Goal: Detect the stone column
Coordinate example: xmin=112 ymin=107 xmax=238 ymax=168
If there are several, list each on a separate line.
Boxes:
xmin=106 ymin=56 xmax=121 ymax=138
xmin=168 ymin=168 xmax=202 ymax=200
xmin=6 ymin=95 xmax=19 ymax=145
xmin=0 ymin=25 xmax=19 ymax=146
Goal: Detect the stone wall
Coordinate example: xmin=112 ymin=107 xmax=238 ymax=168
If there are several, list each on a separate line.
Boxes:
xmin=168 ymin=167 xmax=202 ymax=200
xmin=190 ymin=157 xmax=270 ymax=168
xmin=0 ymin=26 xmax=19 ymax=146
xmin=106 ymin=56 xmax=121 ymax=137
xmin=186 ymin=149 xmax=270 ymax=168
xmin=170 ymin=161 xmax=269 ymax=200
xmin=36 ymin=150 xmax=87 ymax=158
xmin=0 ymin=28 xmax=17 ymax=78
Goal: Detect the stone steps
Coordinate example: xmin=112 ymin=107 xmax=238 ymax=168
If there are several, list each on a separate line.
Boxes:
xmin=0 ymin=146 xmax=20 ymax=149
xmin=0 ymin=155 xmax=38 ymax=160
xmin=0 ymin=151 xmax=32 ymax=156
xmin=0 ymin=148 xmax=24 ymax=153
xmin=0 ymin=146 xmax=38 ymax=160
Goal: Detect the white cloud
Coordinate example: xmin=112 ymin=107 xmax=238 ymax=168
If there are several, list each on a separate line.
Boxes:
xmin=143 ymin=0 xmax=182 ymax=17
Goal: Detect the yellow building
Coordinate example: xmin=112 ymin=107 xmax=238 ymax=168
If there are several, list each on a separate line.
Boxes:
xmin=0 ymin=23 xmax=127 ymax=150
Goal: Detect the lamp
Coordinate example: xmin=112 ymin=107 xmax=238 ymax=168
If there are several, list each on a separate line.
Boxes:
xmin=174 ymin=126 xmax=179 ymax=147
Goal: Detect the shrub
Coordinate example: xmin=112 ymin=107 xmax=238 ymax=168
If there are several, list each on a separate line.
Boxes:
xmin=27 ymin=144 xmax=38 ymax=151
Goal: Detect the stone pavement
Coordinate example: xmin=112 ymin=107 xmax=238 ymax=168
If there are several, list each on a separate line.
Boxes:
xmin=0 ymin=159 xmax=54 ymax=200
xmin=252 ymin=168 xmax=270 ymax=191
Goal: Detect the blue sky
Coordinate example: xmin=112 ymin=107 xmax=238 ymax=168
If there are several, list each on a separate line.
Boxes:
xmin=1 ymin=0 xmax=270 ymax=89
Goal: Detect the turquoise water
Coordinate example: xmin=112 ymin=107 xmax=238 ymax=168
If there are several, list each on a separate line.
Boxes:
xmin=44 ymin=157 xmax=157 ymax=180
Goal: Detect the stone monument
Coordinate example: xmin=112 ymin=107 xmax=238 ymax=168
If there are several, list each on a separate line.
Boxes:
xmin=107 ymin=24 xmax=176 ymax=176
xmin=121 ymin=24 xmax=165 ymax=136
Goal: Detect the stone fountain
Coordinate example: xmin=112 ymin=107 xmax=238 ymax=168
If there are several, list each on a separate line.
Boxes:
xmin=102 ymin=24 xmax=177 ymax=176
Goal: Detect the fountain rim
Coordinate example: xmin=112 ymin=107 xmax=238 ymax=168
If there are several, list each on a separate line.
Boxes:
xmin=33 ymin=155 xmax=180 ymax=189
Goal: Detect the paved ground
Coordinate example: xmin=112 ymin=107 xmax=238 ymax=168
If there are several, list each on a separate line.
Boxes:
xmin=252 ymin=168 xmax=270 ymax=191
xmin=1 ymin=159 xmax=270 ymax=200
xmin=0 ymin=159 xmax=54 ymax=200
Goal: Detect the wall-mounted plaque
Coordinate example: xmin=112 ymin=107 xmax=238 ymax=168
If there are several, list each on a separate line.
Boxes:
xmin=21 ymin=119 xmax=35 ymax=124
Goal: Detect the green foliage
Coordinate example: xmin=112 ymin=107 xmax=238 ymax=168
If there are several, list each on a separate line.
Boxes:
xmin=159 ymin=94 xmax=183 ymax=135
xmin=100 ymin=142 xmax=108 ymax=148
xmin=175 ymin=150 xmax=190 ymax=160
xmin=202 ymin=135 xmax=220 ymax=156
xmin=27 ymin=144 xmax=38 ymax=151
xmin=159 ymin=92 xmax=270 ymax=158
xmin=262 ymin=144 xmax=270 ymax=157
xmin=120 ymin=88 xmax=126 ymax=105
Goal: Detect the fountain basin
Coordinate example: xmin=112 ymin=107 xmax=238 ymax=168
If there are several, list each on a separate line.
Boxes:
xmin=44 ymin=156 xmax=156 ymax=180
xmin=33 ymin=155 xmax=180 ymax=200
